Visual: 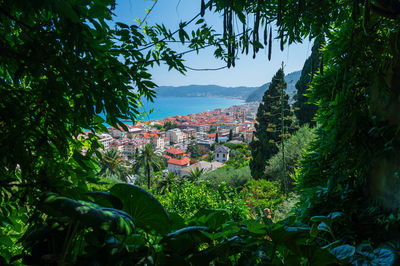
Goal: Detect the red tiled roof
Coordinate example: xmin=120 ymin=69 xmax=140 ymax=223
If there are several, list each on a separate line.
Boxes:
xmin=162 ymin=154 xmax=172 ymax=160
xmin=166 ymin=147 xmax=185 ymax=155
xmin=208 ymin=133 xmax=216 ymax=138
xmin=167 ymin=157 xmax=190 ymax=166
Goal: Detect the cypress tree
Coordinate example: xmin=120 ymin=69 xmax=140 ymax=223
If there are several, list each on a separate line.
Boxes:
xmin=250 ymin=67 xmax=294 ymax=180
xmin=215 ymin=132 xmax=219 ymax=143
xmin=228 ymin=129 xmax=233 ymax=141
xmin=294 ymin=37 xmax=324 ymax=127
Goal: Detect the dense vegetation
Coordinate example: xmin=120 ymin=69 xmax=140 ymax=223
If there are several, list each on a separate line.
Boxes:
xmin=293 ymin=38 xmax=324 ymax=126
xmin=1 ymin=0 xmax=400 ymax=265
xmin=250 ymin=68 xmax=293 ymax=180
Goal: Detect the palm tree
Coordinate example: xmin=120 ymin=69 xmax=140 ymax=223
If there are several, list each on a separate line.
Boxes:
xmin=133 ymin=144 xmax=162 ymax=189
xmin=98 ymin=149 xmax=129 ymax=182
xmin=187 ymin=168 xmax=204 ymax=182
xmin=157 ymin=172 xmax=177 ymax=195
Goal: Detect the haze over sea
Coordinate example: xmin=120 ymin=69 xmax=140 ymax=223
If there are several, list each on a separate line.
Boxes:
xmin=139 ymin=97 xmax=243 ymax=121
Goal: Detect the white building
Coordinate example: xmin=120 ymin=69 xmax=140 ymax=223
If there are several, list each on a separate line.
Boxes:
xmin=166 ymin=128 xmax=184 ymax=144
xmin=97 ymin=133 xmax=113 ymax=151
xmin=213 ymin=145 xmax=230 ymax=163
xmin=151 ymin=137 xmax=165 ymax=152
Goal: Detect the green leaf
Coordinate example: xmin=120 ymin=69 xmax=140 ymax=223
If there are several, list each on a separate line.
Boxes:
xmin=190 ymin=208 xmax=229 ymax=230
xmin=243 ymin=220 xmax=267 ymax=235
xmin=161 ymin=226 xmax=210 ymax=256
xmin=252 ymin=40 xmax=264 ymax=49
xmin=310 ymin=215 xmax=328 ymax=223
xmin=195 ymin=18 xmax=205 ymax=25
xmin=87 ymin=191 xmax=123 ymax=209
xmin=40 ymin=193 xmax=135 ymax=235
xmin=330 ymin=244 xmax=355 ymax=260
xmin=110 ymin=184 xmax=171 ymax=235
xmin=317 ymin=222 xmax=331 ymax=233
xmin=327 ymin=212 xmax=343 ymax=221
xmin=93 ymin=115 xmax=105 ymax=124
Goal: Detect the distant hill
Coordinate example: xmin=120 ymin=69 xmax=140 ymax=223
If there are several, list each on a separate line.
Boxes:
xmin=155 ymin=84 xmax=259 ymax=100
xmin=245 ymin=71 xmax=301 ymax=102
xmin=155 ymin=70 xmax=301 ymax=101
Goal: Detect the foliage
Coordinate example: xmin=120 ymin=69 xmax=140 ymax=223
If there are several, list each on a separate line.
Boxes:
xmin=164 ymin=121 xmax=178 ymax=131
xmin=264 ymin=125 xmax=316 ymax=190
xmin=293 ymin=8 xmax=400 ymax=248
xmin=208 ymin=127 xmax=217 ymax=133
xmin=215 ymin=132 xmax=219 ymax=143
xmin=18 ymin=182 xmax=379 ymax=265
xmin=201 ymin=165 xmax=252 ymax=189
xmin=3 ymin=0 xmax=400 ymax=264
xmin=133 ymin=144 xmax=163 ymax=189
xmin=272 ymin=193 xmax=300 ymax=222
xmin=228 ymin=129 xmax=233 ymax=140
xmin=157 ymin=181 xmax=250 ymax=221
xmin=224 ymin=142 xmax=251 ymax=168
xmin=187 ymin=168 xmax=204 ymax=182
xmin=156 ymin=172 xmax=180 ymax=195
xmin=98 ymin=149 xmax=130 ymax=182
xmin=250 ymin=67 xmax=294 ymax=180
xmin=243 ymin=179 xmax=285 ymax=219
xmin=187 ymin=142 xmax=201 ymax=159
xmin=153 ymin=124 xmax=164 ymax=131
xmin=293 ymin=37 xmax=324 ymax=127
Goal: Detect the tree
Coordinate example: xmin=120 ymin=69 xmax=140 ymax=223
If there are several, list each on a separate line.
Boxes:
xmin=133 ymin=144 xmax=163 ymax=189
xmin=294 ymin=37 xmax=324 ymax=127
xmin=164 ymin=121 xmax=178 ymax=131
xmin=187 ymin=168 xmax=204 ymax=182
xmin=98 ymin=149 xmax=130 ymax=182
xmin=187 ymin=142 xmax=201 ymax=159
xmin=0 ymin=0 xmax=221 ymax=253
xmin=157 ymin=172 xmax=178 ymax=195
xmin=264 ymin=125 xmax=316 ymax=190
xmin=250 ymin=68 xmax=293 ymax=180
xmin=228 ymin=129 xmax=233 ymax=141
xmin=215 ymin=132 xmax=219 ymax=143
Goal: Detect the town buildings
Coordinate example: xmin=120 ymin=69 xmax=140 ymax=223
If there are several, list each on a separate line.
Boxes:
xmin=89 ymin=102 xmax=257 ymax=177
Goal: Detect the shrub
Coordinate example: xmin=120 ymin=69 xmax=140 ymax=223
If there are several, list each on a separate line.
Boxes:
xmin=201 ymin=166 xmax=252 ymax=189
xmin=157 ymin=181 xmax=250 ymax=221
xmin=264 ymin=125 xmax=316 ymax=190
xmin=244 ymin=179 xmax=286 ymax=218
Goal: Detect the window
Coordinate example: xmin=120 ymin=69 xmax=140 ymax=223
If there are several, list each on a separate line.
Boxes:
xmin=223 ymin=153 xmax=225 ymax=158
xmin=217 ymin=153 xmax=219 ymax=158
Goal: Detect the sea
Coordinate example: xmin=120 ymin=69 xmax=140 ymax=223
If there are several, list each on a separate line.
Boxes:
xmin=137 ymin=97 xmax=244 ymax=121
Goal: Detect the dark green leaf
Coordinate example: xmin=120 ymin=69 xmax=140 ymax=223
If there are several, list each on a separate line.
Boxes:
xmin=110 ymin=184 xmax=171 ymax=235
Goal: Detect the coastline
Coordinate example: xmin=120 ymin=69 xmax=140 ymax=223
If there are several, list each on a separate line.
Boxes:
xmin=138 ymin=96 xmax=245 ymax=122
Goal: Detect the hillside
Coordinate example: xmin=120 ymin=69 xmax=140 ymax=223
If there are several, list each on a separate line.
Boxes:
xmin=155 ymin=84 xmax=258 ymax=99
xmin=245 ymin=70 xmax=301 ymax=102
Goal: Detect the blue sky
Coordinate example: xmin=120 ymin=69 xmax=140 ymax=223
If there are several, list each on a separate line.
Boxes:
xmin=113 ymin=0 xmax=312 ymax=87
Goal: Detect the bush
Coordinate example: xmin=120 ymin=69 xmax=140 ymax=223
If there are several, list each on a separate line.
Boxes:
xmin=243 ymin=179 xmax=286 ymax=219
xmin=264 ymin=125 xmax=316 ymax=189
xmin=156 ymin=181 xmax=250 ymax=221
xmin=201 ymin=166 xmax=252 ymax=189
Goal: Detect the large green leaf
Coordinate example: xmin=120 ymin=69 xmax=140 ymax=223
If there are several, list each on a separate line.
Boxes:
xmin=161 ymin=226 xmax=210 ymax=256
xmin=330 ymin=244 xmax=355 ymax=261
xmin=40 ymin=193 xmax=134 ymax=235
xmin=87 ymin=191 xmax=123 ymax=209
xmin=189 ymin=208 xmax=229 ymax=230
xmin=110 ymin=184 xmax=171 ymax=235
